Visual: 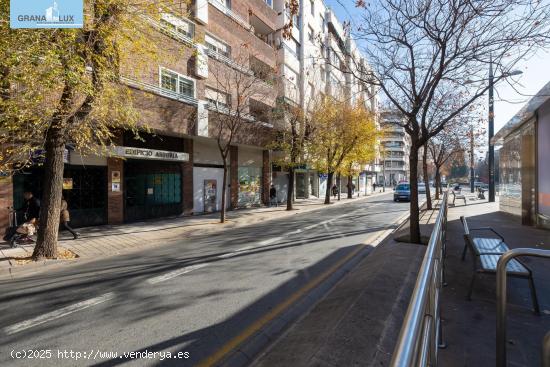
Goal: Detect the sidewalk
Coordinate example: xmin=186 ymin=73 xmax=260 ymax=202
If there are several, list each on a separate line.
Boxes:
xmin=251 ymin=201 xmax=439 ymax=367
xmin=439 ymin=197 xmax=550 ymax=366
xmin=0 ymin=191 xmax=389 ymax=277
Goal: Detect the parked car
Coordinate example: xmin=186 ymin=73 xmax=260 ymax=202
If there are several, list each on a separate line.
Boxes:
xmin=418 ymin=182 xmax=427 ymax=194
xmin=394 ymin=183 xmax=411 ymax=202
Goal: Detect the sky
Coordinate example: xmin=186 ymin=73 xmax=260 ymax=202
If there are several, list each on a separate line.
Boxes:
xmin=324 ymin=0 xmax=550 ymax=132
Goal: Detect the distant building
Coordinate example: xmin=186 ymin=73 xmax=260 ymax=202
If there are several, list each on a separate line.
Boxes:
xmin=379 ymin=110 xmax=410 ymax=185
xmin=493 ymin=81 xmax=550 ymax=229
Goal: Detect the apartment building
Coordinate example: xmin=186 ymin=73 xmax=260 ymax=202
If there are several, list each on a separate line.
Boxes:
xmin=379 ymin=110 xmax=411 ymax=186
xmin=270 ymin=0 xmax=379 ymax=201
xmin=1 ymin=0 xmax=280 ymax=229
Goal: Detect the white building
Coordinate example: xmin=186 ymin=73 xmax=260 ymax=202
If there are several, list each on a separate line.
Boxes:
xmin=379 ymin=110 xmax=410 ymax=186
xmin=271 ymin=0 xmax=379 ymax=200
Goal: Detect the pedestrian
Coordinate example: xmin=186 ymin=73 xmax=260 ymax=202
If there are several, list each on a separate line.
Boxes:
xmin=331 ymin=184 xmax=338 ymax=198
xmin=352 ymin=183 xmax=356 ymax=196
xmin=269 ymin=185 xmax=278 ymax=207
xmin=60 ymin=196 xmax=79 ymax=240
xmin=10 ymin=191 xmax=41 ymax=246
xmin=372 ymin=182 xmax=376 ymax=193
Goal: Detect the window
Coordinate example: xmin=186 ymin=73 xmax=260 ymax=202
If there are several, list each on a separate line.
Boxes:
xmin=213 ymin=0 xmax=231 ymax=9
xmin=160 ymin=13 xmax=195 ymax=39
xmin=284 ymin=37 xmax=300 ymax=56
xmin=205 ymin=34 xmax=231 ymax=58
xmin=265 ymin=0 xmax=272 ymax=7
xmin=310 ymin=0 xmax=314 ymax=16
xmin=320 ymin=15 xmax=325 ymax=32
xmin=160 ymin=68 xmax=195 ymax=98
xmin=205 ymin=87 xmax=230 ymax=109
xmin=308 ymin=25 xmax=314 ymax=43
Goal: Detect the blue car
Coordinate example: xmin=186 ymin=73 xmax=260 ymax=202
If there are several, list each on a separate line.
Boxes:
xmin=394 ymin=183 xmax=411 ymax=202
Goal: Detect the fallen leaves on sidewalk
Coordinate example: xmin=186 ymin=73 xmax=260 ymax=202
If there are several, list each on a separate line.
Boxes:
xmin=12 ymin=247 xmax=79 ymax=265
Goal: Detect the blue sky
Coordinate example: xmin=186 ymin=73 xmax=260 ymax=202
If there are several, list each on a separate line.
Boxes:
xmin=324 ymin=0 xmax=550 ymax=132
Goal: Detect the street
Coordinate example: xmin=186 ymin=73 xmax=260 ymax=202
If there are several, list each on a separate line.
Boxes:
xmin=0 ymin=193 xmax=408 ymax=366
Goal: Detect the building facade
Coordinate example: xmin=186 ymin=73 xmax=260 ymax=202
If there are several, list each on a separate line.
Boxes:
xmin=379 ymin=110 xmax=410 ymax=186
xmin=0 ymin=0 xmax=279 ymax=230
xmin=271 ymin=0 xmax=379 ymax=200
xmin=493 ymin=81 xmax=550 ymax=229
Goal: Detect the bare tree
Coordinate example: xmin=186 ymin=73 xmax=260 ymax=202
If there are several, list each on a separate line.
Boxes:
xmin=207 ymin=46 xmax=276 ymax=222
xmin=343 ymin=0 xmax=550 ymax=242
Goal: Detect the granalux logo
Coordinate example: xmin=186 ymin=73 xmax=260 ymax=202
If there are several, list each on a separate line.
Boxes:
xmin=10 ymin=0 xmax=83 ymax=29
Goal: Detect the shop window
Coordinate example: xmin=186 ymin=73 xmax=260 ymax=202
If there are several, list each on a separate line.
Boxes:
xmin=238 ymin=166 xmax=262 ymax=206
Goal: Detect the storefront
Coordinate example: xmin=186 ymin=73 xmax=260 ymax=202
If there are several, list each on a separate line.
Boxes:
xmin=192 ymin=139 xmax=228 ymax=213
xmin=295 ymin=168 xmax=319 ymax=199
xmin=493 ymin=81 xmax=550 ymax=228
xmin=238 ymin=147 xmax=263 ymax=207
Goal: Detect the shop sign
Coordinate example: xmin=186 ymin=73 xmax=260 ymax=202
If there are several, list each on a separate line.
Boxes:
xmin=62 ymin=178 xmax=73 ymax=190
xmin=111 ymin=171 xmax=121 ymax=183
xmin=111 ymin=146 xmax=189 ymax=162
xmin=111 ymin=183 xmax=120 ymax=192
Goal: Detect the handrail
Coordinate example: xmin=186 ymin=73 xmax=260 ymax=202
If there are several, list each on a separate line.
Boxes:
xmin=496 ymin=248 xmax=550 ymax=366
xmin=390 ymin=191 xmax=448 ymax=367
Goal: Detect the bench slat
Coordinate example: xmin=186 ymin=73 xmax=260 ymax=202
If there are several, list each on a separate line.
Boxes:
xmin=472 ymin=238 xmax=509 ymax=255
xmin=479 ymin=255 xmax=529 ymax=275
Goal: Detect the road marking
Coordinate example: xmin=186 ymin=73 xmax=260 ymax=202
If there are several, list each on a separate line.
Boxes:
xmin=217 ymin=246 xmax=255 ymax=259
xmin=147 ymin=263 xmax=208 ymax=284
xmin=258 ymin=236 xmax=283 ymax=246
xmin=3 ymin=293 xmax=115 ymax=335
xmin=195 ymin=210 xmax=411 ymax=367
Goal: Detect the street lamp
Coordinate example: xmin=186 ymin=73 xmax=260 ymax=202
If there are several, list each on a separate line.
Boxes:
xmin=488 ymin=63 xmax=523 ymax=202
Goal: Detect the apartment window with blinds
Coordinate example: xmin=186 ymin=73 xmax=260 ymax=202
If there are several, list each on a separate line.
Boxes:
xmin=205 ymin=34 xmax=231 ymax=58
xmin=160 ymin=68 xmax=195 ymax=98
xmin=205 ymin=87 xmax=230 ymax=109
xmin=310 ymin=0 xmax=314 ymax=16
xmin=160 ymin=13 xmax=195 ymax=39
xmin=308 ymin=25 xmax=314 ymax=43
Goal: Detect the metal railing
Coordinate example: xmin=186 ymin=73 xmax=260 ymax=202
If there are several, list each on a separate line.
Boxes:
xmin=390 ymin=191 xmax=448 ymax=367
xmin=120 ymin=76 xmax=198 ymax=106
xmin=496 ymin=248 xmax=550 ymax=367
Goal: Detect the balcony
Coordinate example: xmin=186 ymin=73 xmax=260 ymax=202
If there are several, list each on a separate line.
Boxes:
xmin=207 ymin=0 xmax=252 ymax=31
xmin=248 ymin=0 xmax=278 ymax=36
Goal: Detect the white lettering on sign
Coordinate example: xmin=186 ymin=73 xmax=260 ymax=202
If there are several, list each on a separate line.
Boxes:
xmin=111 ymin=146 xmax=189 ymax=162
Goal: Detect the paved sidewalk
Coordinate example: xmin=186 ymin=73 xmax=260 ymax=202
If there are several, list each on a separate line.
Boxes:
xmin=251 ymin=202 xmax=439 ymax=367
xmin=439 ymin=197 xmax=550 ymax=367
xmin=0 ymin=191 xmax=389 ymax=277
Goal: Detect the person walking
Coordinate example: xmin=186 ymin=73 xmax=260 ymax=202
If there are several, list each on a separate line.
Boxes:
xmin=372 ymin=182 xmax=377 ymax=193
xmin=60 ymin=196 xmax=79 ymax=240
xmin=269 ymin=185 xmax=278 ymax=207
xmin=351 ymin=183 xmax=356 ymax=196
xmin=331 ymin=184 xmax=338 ymax=198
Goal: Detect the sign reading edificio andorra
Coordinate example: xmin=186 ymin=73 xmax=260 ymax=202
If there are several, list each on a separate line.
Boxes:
xmin=111 ymin=146 xmax=190 ymax=162
xmin=10 ymin=0 xmax=83 ymax=28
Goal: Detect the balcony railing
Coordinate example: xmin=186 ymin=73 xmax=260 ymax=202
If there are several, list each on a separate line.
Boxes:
xmin=207 ymin=0 xmax=252 ymax=31
xmin=120 ymin=76 xmax=198 ymax=106
xmin=206 ymin=102 xmax=273 ymax=128
xmin=204 ymin=49 xmax=253 ymax=76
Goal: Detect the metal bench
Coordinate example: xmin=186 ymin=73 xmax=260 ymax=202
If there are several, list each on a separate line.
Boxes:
xmin=451 ymin=189 xmax=466 ymax=205
xmin=460 ymin=216 xmax=540 ymax=314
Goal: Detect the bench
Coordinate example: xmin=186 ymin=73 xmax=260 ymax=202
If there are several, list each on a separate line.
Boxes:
xmin=451 ymin=189 xmax=466 ymax=206
xmin=460 ymin=216 xmax=540 ymax=314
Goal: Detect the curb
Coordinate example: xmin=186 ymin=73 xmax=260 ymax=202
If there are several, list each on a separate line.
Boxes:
xmin=213 ymin=209 xmax=412 ymax=367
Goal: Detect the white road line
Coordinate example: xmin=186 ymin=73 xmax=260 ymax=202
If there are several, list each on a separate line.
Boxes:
xmin=217 ymin=246 xmax=255 ymax=259
xmin=258 ymin=236 xmax=283 ymax=246
xmin=147 ymin=264 xmax=208 ymax=284
xmin=3 ymin=292 xmax=115 ymax=335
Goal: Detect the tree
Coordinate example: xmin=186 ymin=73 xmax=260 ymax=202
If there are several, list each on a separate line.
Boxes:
xmin=309 ymin=97 xmax=377 ymax=204
xmin=207 ymin=47 xmax=276 ymax=222
xmin=270 ymin=99 xmax=313 ymax=211
xmin=346 ymin=0 xmax=550 ymax=242
xmin=0 ymin=0 xmax=179 ymax=259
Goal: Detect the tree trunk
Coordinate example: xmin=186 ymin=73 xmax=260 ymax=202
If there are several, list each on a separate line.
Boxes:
xmin=423 ymin=145 xmax=432 ymax=210
xmin=337 ymin=173 xmax=341 ymax=201
xmin=434 ymin=167 xmax=441 ymax=200
xmin=286 ymin=167 xmax=294 ymax=210
xmin=409 ymin=143 xmax=421 ymax=244
xmin=324 ymin=172 xmax=333 ymax=204
xmin=347 ymin=175 xmax=352 ymax=199
xmin=220 ymin=164 xmax=228 ymax=223
xmin=32 ymin=129 xmax=65 ymax=260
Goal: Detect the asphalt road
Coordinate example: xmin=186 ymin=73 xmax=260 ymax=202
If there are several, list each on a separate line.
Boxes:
xmin=0 ymin=193 xmax=409 ymax=367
